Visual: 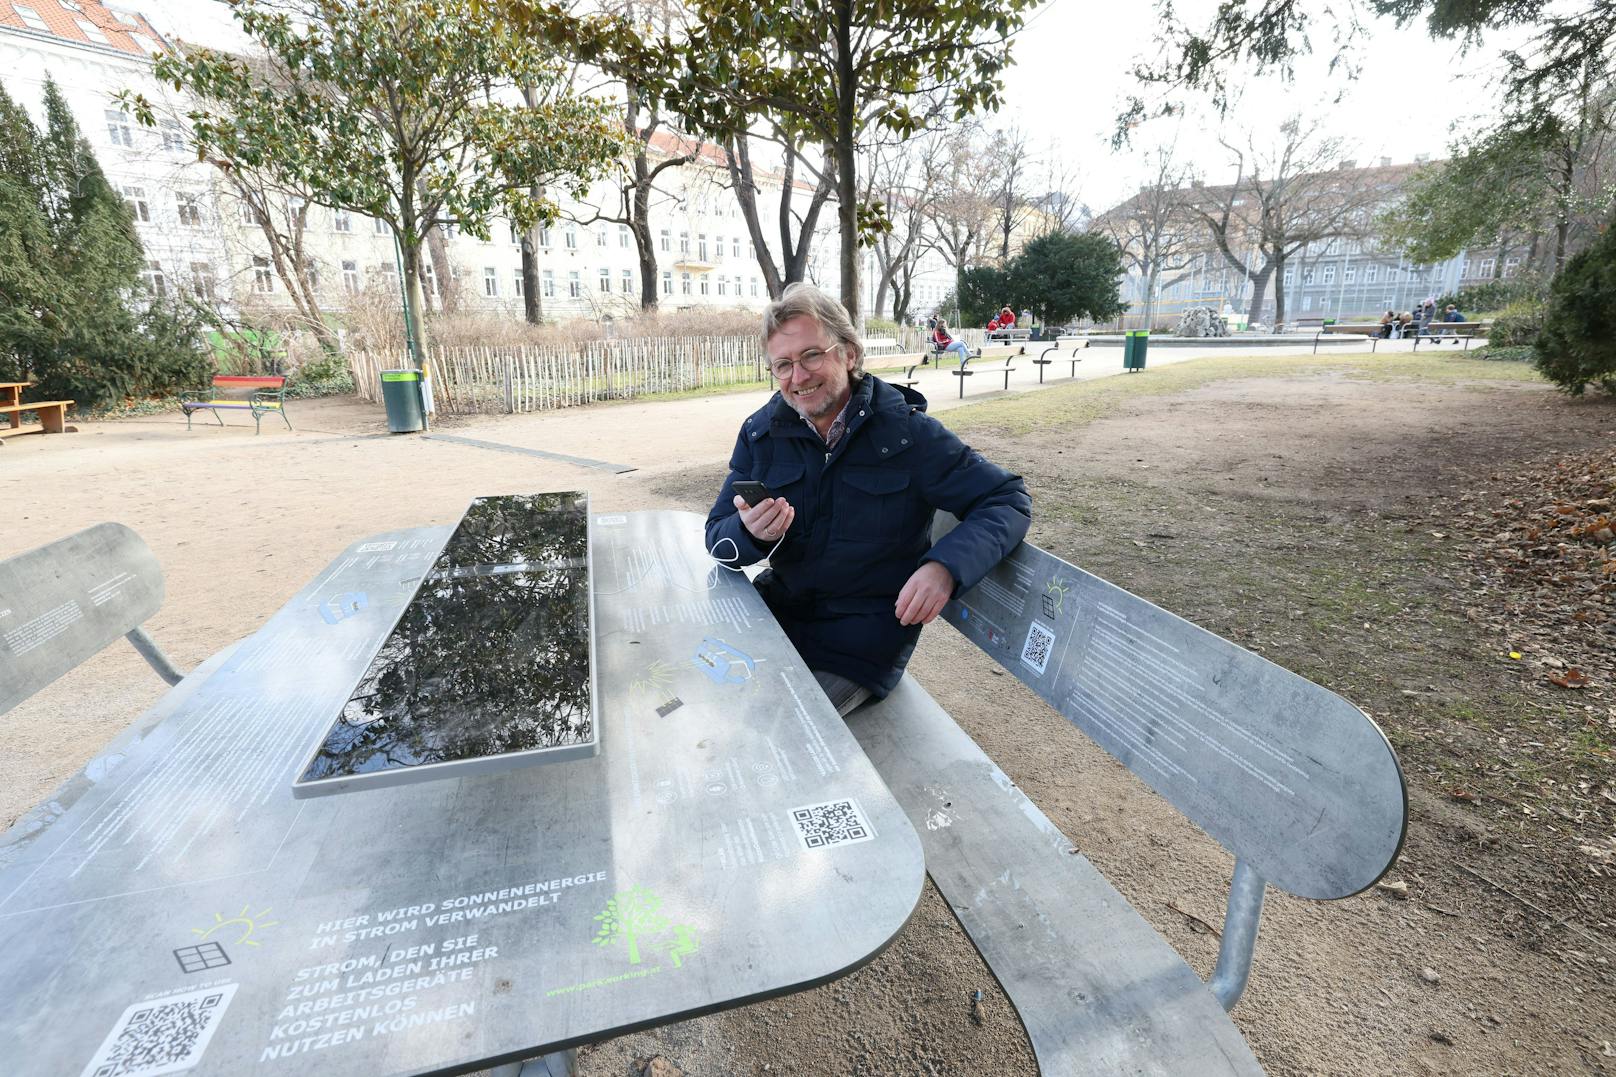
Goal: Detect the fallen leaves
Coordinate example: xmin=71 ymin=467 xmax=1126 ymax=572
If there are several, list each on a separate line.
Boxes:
xmin=1547 ymin=668 xmax=1590 ymax=689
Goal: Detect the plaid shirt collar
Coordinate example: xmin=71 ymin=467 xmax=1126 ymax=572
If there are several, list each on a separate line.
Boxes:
xmin=802 ymin=391 xmax=855 ymax=449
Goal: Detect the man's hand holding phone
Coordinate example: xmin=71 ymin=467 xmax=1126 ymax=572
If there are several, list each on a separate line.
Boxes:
xmin=732 ymin=480 xmax=794 ymax=544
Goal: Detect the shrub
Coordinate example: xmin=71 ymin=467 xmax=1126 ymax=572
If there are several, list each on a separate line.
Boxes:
xmin=1488 ymin=299 xmax=1546 ymax=347
xmin=1533 ymin=224 xmax=1616 ymax=395
xmin=1437 ymin=275 xmax=1547 ymax=317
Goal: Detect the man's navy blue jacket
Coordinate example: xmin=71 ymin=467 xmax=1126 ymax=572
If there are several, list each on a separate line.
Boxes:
xmin=705 ymin=374 xmax=1032 ymax=697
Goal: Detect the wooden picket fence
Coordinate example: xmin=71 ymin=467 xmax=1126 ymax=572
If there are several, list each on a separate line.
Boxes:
xmin=346 ymin=336 xmax=770 ymax=416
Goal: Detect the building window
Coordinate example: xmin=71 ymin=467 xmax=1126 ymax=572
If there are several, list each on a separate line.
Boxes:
xmin=1302 ymin=268 xmax=1315 ymax=286
xmin=1386 ymin=266 xmax=1400 ymax=283
xmin=333 ymin=208 xmax=351 ymax=233
xmin=660 ymin=229 xmax=671 ymax=252
xmin=342 ymin=259 xmax=360 ymax=294
xmin=513 ymin=271 xmax=524 ymax=298
xmin=1282 ymin=267 xmax=1295 ymax=287
xmin=733 ymin=237 xmax=741 ymax=258
xmin=699 ymin=274 xmax=709 ymax=295
xmin=188 ymin=262 xmax=215 ymax=302
xmin=75 ymin=17 xmax=109 ymax=44
xmin=304 ymin=258 xmax=319 ymax=290
xmin=1364 ymin=264 xmax=1379 ymax=283
xmin=1301 ymin=295 xmax=1313 ymax=311
xmin=750 ymin=277 xmax=759 ymax=297
xmin=104 ymin=108 xmax=133 ymax=147
xmin=747 ymin=241 xmax=755 ymax=259
xmin=595 ymin=222 xmax=608 ymax=246
xmin=509 ymin=221 xmax=521 ymax=246
xmin=717 ymin=276 xmax=727 ymax=296
xmin=618 ymin=224 xmax=630 ymax=248
xmin=141 ymin=260 xmax=165 ymax=297
xmin=539 ymin=224 xmax=552 ymax=248
xmin=121 ymin=185 xmax=149 ymax=222
xmin=176 ymin=193 xmax=201 ymax=227
xmin=734 ymin=275 xmax=742 ymax=296
xmin=1479 ymin=257 xmax=1496 ymax=277
xmin=681 ymin=271 xmax=691 ymax=295
xmin=698 ymin=234 xmax=708 ymax=261
xmin=620 ymin=269 xmax=632 ymax=294
xmin=713 ymin=235 xmax=723 ymax=262
xmin=564 ymin=224 xmax=577 ymax=249
xmin=373 ymin=216 xmax=389 ymax=235
xmin=1344 ymin=266 xmax=1357 ymax=284
xmin=421 ymin=263 xmax=437 ymax=297
xmin=542 ymin=270 xmax=555 ymax=297
xmin=662 ymin=271 xmax=673 ymax=295
xmin=159 ymin=119 xmax=185 ymax=153
xmin=1321 ymin=265 xmax=1336 ymax=286
xmin=483 ymin=266 xmax=498 ymax=297
xmin=567 ymin=270 xmax=580 ymax=298
xmin=252 ymin=256 xmax=273 ymax=292
xmin=1503 ymin=257 xmax=1521 ymax=278
xmin=598 ymin=268 xmax=610 ymax=294
xmin=14 ymin=6 xmax=47 ymax=32
xmin=680 ymin=232 xmax=690 ymax=255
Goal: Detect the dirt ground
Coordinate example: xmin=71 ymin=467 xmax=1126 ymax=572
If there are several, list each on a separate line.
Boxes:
xmin=3 ymin=348 xmax=1613 ymax=1075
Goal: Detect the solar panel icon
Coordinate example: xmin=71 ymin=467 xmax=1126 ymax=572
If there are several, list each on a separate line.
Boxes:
xmin=173 ymin=942 xmax=230 ymax=974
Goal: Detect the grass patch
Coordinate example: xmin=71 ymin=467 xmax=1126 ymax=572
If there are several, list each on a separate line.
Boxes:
xmin=941 ymin=350 xmax=1548 ymax=436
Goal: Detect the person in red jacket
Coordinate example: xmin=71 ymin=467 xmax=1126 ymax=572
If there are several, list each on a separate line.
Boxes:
xmin=998 ymin=305 xmax=1016 ymax=328
xmin=986 ymin=314 xmax=1001 ymax=333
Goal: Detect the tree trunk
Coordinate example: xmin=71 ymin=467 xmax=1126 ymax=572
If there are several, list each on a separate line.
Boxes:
xmin=729 ymin=135 xmax=785 ymax=299
xmin=832 ymin=6 xmax=860 ymax=320
xmin=521 ymin=229 xmax=543 ymax=323
xmin=425 ymin=223 xmax=457 ymax=314
xmin=1246 ymin=263 xmax=1274 ymax=328
xmin=1271 ymin=254 xmax=1288 ymax=328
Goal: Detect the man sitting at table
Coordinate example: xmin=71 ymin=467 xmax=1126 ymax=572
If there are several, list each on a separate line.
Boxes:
xmin=706 ymin=283 xmax=1032 ymax=717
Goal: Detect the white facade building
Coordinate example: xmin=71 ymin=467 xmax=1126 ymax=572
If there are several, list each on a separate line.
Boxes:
xmin=1 ymin=1 xmax=846 ymax=331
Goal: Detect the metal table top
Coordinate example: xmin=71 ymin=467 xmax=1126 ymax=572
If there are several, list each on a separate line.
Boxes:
xmin=0 ymin=510 xmax=925 ymax=1077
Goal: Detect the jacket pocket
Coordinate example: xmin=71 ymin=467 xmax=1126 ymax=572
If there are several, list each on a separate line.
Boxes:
xmin=833 ymin=465 xmax=912 ymax=541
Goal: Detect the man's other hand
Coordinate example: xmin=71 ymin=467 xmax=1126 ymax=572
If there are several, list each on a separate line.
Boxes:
xmin=895 ymin=561 xmax=954 ymax=626
xmin=734 ymin=494 xmax=795 ymax=544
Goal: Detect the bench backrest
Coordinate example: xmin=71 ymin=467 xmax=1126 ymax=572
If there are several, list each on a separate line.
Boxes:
xmin=212 ymin=375 xmax=286 ymax=393
xmin=935 ymin=516 xmax=1407 ymax=900
xmin=0 ymin=524 xmax=166 ymax=717
xmin=1323 ymin=324 xmax=1380 ymax=334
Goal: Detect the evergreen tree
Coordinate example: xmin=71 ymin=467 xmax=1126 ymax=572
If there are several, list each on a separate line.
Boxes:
xmin=0 ymin=78 xmax=209 ymax=407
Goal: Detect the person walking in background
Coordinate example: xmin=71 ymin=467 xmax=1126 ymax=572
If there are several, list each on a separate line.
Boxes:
xmin=931 ymin=319 xmax=972 ymax=369
xmin=1444 ymin=304 xmax=1464 ymax=323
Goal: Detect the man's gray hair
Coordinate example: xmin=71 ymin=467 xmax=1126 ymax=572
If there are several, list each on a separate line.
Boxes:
xmin=762 ymin=282 xmax=864 ymax=378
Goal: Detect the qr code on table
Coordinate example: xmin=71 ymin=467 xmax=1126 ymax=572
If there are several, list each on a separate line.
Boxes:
xmin=82 ymin=983 xmax=238 ymax=1077
xmin=790 ymin=798 xmax=875 ymax=851
xmin=1020 ymin=621 xmax=1056 ymax=676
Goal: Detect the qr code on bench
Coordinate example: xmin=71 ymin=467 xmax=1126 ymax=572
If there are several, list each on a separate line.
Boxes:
xmin=790 ymin=798 xmax=875 ymax=851
xmin=82 ymin=983 xmax=238 ymax=1077
xmin=1020 ymin=621 xmax=1056 ymax=676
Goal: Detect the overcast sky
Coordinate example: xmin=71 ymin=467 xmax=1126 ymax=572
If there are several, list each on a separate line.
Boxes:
xmin=144 ymin=0 xmax=1528 ymax=214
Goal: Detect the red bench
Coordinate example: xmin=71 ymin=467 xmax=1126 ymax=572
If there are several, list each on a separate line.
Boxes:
xmin=181 ymin=375 xmax=292 ymax=434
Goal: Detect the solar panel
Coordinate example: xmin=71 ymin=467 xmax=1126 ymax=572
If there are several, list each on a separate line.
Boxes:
xmin=291 ymin=493 xmax=597 ymax=796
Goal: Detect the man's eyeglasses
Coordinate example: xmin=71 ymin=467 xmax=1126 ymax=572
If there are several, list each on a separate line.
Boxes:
xmin=770 ymin=343 xmax=840 ymax=381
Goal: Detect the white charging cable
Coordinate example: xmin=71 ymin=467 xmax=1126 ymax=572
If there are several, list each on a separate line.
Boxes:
xmin=709 ymin=531 xmax=785 ymax=572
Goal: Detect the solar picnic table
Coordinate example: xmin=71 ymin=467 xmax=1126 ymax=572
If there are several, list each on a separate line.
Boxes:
xmin=0 ymin=497 xmax=925 ymax=1076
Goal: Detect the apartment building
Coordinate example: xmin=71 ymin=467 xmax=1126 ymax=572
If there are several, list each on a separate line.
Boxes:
xmin=0 ymin=1 xmax=841 ymax=329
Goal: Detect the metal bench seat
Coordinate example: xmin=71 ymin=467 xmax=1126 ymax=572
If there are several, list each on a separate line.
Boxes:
xmin=850 ymin=521 xmax=1408 ymax=1074
xmin=952 ymin=363 xmax=1016 ymax=396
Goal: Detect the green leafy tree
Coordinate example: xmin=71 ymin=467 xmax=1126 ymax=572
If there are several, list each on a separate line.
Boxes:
xmin=592 ymin=887 xmax=668 ymax=965
xmin=0 ymin=79 xmax=208 ymax=407
xmin=1533 ymin=220 xmax=1616 ymax=395
xmin=128 ymin=0 xmax=625 ymax=365
xmin=1008 ymin=232 xmax=1127 ymax=326
xmin=953 ymin=265 xmax=1011 ymax=326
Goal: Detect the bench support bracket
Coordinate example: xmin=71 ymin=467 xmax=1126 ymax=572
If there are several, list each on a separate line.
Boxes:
xmin=1209 ymin=858 xmax=1266 ymax=1011
xmin=125 ymin=626 xmax=187 ymax=687
xmin=488 ymin=1048 xmax=577 ymax=1077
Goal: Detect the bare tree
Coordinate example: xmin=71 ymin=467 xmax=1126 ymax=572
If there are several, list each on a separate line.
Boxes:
xmin=991 ymin=126 xmax=1036 ymax=264
xmin=1188 ymin=117 xmax=1379 ymax=327
xmin=924 ymin=122 xmax=1001 ymax=276
xmin=863 ymin=130 xmax=945 ymax=322
xmin=724 ymin=125 xmax=836 ymax=299
xmin=1098 ymin=146 xmax=1198 ymax=329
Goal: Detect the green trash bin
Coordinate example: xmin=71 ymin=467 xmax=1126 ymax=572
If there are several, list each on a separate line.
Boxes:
xmin=1123 ymin=330 xmax=1149 ymax=372
xmin=380 ymin=368 xmax=425 ymax=433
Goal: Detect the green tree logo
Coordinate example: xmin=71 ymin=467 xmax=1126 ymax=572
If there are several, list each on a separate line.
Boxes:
xmin=590 ymin=887 xmax=701 ymax=969
xmin=592 ymin=887 xmax=668 ymax=965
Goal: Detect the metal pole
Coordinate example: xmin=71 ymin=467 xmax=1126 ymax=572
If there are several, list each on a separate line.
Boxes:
xmin=1209 ymin=858 xmax=1266 ymax=1011
xmin=125 ymin=626 xmax=186 ymax=686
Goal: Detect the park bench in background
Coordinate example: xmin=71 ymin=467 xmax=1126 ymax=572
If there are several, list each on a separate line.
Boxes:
xmin=1414 ymin=321 xmax=1491 ymax=350
xmin=0 ymin=523 xmax=196 ymax=718
xmin=952 ymin=358 xmax=1018 ymax=397
xmin=1290 ymin=315 xmax=1327 ymax=333
xmin=848 ymin=516 xmax=1408 ymax=1075
xmin=1034 ymin=337 xmax=1088 ymax=382
xmin=1313 ymin=323 xmax=1386 ymax=353
xmin=0 ymin=380 xmax=76 ymax=445
xmin=180 ymin=374 xmax=292 ymax=434
xmin=988 ymin=326 xmax=1032 ymax=346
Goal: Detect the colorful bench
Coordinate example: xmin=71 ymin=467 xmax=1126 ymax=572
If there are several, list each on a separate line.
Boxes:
xmin=180 ymin=374 xmax=292 ymax=434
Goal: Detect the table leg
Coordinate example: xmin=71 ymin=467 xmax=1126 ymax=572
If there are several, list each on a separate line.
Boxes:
xmin=487 ymin=1048 xmax=577 ymax=1077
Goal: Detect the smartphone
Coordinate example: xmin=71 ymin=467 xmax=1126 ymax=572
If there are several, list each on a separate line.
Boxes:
xmin=732 ymin=480 xmax=773 ymax=507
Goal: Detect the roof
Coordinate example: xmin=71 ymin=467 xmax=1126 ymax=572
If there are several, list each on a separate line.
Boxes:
xmin=645 ymin=128 xmax=822 ymax=196
xmin=0 ymin=0 xmax=166 ymax=58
